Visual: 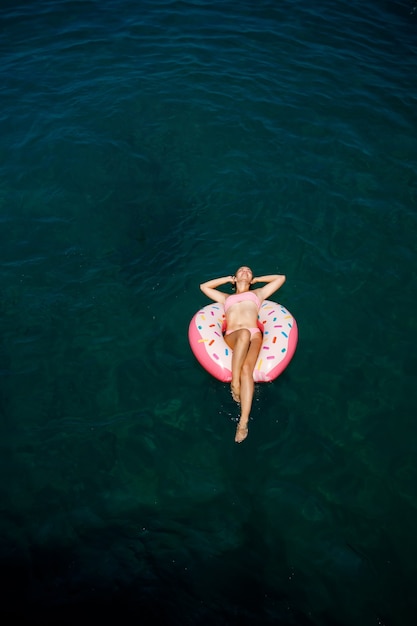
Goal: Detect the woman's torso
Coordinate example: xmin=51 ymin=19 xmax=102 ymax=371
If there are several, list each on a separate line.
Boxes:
xmin=224 ymin=290 xmax=262 ymax=331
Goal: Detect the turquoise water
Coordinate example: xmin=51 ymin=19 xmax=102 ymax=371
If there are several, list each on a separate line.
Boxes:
xmin=1 ymin=1 xmax=417 ymax=624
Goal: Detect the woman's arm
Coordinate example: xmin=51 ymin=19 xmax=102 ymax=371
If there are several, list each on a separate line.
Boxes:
xmin=252 ymin=274 xmax=286 ymax=300
xmin=200 ymin=276 xmax=234 ymax=304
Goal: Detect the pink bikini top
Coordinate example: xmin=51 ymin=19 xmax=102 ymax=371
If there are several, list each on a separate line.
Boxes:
xmin=224 ymin=291 xmax=261 ymax=313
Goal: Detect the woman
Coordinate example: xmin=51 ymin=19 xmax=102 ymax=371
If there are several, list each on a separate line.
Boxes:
xmin=200 ymin=267 xmax=286 ymax=443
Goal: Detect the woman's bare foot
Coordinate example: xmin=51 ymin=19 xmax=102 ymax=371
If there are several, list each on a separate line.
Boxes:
xmin=235 ymin=422 xmax=248 ymax=443
xmin=231 ymin=382 xmax=240 ymax=403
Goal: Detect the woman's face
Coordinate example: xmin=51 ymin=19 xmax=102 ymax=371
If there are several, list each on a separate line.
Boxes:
xmin=235 ymin=266 xmax=253 ymax=281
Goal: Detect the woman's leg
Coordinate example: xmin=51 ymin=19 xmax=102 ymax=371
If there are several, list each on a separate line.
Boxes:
xmin=235 ymin=333 xmax=262 ymax=443
xmin=225 ymin=329 xmax=251 ymax=403
xmin=224 ymin=330 xmax=262 ymax=443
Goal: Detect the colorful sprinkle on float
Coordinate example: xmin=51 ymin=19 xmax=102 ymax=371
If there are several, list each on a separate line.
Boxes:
xmin=188 ymin=300 xmax=298 ymax=382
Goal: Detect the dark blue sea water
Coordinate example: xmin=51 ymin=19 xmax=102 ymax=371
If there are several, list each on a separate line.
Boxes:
xmin=1 ymin=1 xmax=417 ymax=624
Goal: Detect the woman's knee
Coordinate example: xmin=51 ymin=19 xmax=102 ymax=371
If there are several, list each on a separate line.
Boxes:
xmin=241 ymin=361 xmax=255 ymax=379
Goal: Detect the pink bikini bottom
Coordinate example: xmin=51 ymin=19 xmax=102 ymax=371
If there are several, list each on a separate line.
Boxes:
xmin=224 ymin=327 xmax=261 ymax=339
